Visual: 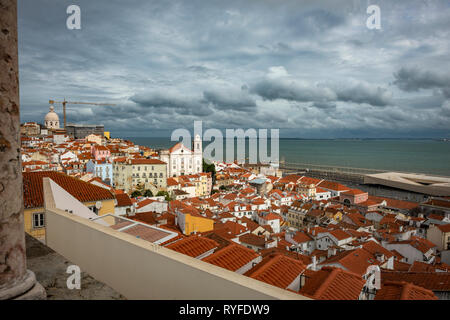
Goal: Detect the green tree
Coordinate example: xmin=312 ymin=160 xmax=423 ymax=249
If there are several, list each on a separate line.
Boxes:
xmin=203 ymin=159 xmax=216 ymax=188
xmin=131 ymin=190 xmax=142 ymax=198
xmin=156 ymin=190 xmax=172 ymax=202
xmin=143 ymin=189 xmax=153 ymax=197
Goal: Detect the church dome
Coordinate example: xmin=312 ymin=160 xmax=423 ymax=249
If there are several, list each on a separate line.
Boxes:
xmin=44 ymin=105 xmax=60 ymax=129
xmin=45 ymin=106 xmax=59 ymax=122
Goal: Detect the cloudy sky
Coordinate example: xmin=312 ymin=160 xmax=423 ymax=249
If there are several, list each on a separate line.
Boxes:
xmin=18 ymin=0 xmax=450 ymax=138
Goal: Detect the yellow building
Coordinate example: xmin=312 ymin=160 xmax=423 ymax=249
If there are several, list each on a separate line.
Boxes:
xmin=23 ymin=171 xmax=116 ymax=242
xmin=325 ymin=208 xmax=343 ymax=222
xmin=86 ymin=133 xmax=104 ymax=145
xmin=176 ymin=209 xmax=214 ymax=235
xmin=179 ymin=173 xmax=210 ymax=198
xmin=104 ymin=131 xmax=110 ymax=139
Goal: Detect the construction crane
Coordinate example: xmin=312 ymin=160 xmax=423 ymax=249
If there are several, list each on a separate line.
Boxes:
xmin=49 ymin=99 xmax=116 ymax=128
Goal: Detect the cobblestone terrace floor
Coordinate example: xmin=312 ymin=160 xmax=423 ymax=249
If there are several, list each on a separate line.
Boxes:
xmin=25 ymin=234 xmax=126 ymax=300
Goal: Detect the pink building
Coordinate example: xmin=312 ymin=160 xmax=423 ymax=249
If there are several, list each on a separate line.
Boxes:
xmin=92 ymin=145 xmax=110 ymax=161
xmin=339 ymin=189 xmax=368 ymax=205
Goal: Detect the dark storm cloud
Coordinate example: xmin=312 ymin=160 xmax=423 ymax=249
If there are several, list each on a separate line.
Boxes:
xmin=251 ymin=78 xmax=336 ymax=103
xmin=335 ymin=84 xmax=393 ymax=107
xmin=312 ymin=101 xmax=336 ymax=110
xmin=130 ymin=91 xmax=214 ymax=116
xmin=17 ymin=0 xmax=450 ymax=138
xmin=393 ymin=67 xmax=450 ymax=96
xmin=203 ymin=88 xmax=257 ymax=112
xmin=250 ymin=70 xmax=392 ymax=107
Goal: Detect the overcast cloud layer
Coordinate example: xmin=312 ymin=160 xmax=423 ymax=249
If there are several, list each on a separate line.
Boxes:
xmin=18 ymin=0 xmax=450 ymax=138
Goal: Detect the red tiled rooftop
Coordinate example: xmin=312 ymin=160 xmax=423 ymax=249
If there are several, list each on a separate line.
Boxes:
xmin=341 ymin=188 xmax=367 ymax=196
xmin=244 ymin=254 xmax=306 ymax=289
xmin=115 ymin=192 xmax=132 ymax=207
xmin=437 ymin=224 xmax=450 ymax=233
xmin=381 ymin=271 xmax=450 ymax=291
xmin=375 ymin=281 xmax=438 ymax=300
xmin=202 ymin=243 xmax=260 ymax=272
xmin=292 ymin=231 xmax=313 ymax=243
xmin=166 ymin=236 xmax=219 ymax=258
xmin=239 ymin=233 xmax=266 ymax=247
xmin=321 ymin=248 xmax=380 ymax=276
xmin=23 ymin=171 xmax=115 ymax=209
xmin=299 ymin=266 xmax=365 ymax=300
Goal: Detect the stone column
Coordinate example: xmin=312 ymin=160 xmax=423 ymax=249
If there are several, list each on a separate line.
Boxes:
xmin=0 ymin=0 xmax=45 ymax=300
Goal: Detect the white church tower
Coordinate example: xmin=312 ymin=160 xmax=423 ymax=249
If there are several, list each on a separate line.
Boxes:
xmin=193 ymin=134 xmax=203 ymax=173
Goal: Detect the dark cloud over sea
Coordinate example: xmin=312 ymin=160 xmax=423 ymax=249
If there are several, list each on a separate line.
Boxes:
xmin=18 ymin=0 xmax=450 ymax=138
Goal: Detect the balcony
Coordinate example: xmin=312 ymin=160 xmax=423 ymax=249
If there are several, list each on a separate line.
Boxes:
xmin=42 ymin=178 xmax=308 ymax=300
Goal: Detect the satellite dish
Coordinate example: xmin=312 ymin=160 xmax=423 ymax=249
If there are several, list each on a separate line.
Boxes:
xmin=95 ymin=201 xmax=102 ymax=209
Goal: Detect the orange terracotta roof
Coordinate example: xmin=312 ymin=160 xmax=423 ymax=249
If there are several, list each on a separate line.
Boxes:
xmin=437 ymin=224 xmax=450 ymax=233
xmin=391 ymin=260 xmax=411 ymax=271
xmin=202 ymin=243 xmax=260 ymax=272
xmin=342 ymin=188 xmax=367 ymax=196
xmin=317 ymin=180 xmax=350 ymax=192
xmin=136 ymin=198 xmax=156 ymax=209
xmin=299 ymin=266 xmax=365 ymax=300
xmin=388 ymin=236 xmax=436 ymax=254
xmin=368 ymin=195 xmax=419 ymax=211
xmin=361 ymin=240 xmax=394 ymax=259
xmin=244 ymin=254 xmax=306 ymax=289
xmin=166 ymin=236 xmax=219 ymax=258
xmin=239 ymin=233 xmax=266 ymax=247
xmin=167 ymin=177 xmax=179 ymax=186
xmin=115 ymin=192 xmax=132 ymax=207
xmin=129 ymin=211 xmax=158 ymax=225
xmin=292 ymin=231 xmax=313 ymax=243
xmin=321 ymin=248 xmax=380 ymax=276
xmin=23 ymin=171 xmax=115 ymax=209
xmin=381 ymin=271 xmax=450 ymax=291
xmin=375 ymin=281 xmax=438 ymax=300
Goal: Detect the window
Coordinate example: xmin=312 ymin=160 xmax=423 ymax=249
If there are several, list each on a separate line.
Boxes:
xmin=88 ymin=206 xmax=99 ymax=215
xmin=33 ymin=212 xmax=45 ymax=228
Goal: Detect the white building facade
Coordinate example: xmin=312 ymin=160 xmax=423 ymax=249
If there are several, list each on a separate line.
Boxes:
xmin=160 ymin=135 xmax=203 ymax=177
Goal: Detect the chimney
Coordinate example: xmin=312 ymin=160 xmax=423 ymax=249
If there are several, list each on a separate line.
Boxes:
xmin=311 ymin=256 xmax=317 ymax=271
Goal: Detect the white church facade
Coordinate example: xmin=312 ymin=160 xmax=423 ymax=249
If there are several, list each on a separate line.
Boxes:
xmin=160 ymin=135 xmax=203 ymax=177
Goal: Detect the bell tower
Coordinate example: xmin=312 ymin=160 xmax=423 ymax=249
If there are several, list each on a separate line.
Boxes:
xmin=193 ymin=134 xmax=202 ymax=154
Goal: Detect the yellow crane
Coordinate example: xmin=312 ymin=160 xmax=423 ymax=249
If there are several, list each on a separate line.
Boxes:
xmin=49 ymin=99 xmax=116 ymax=128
